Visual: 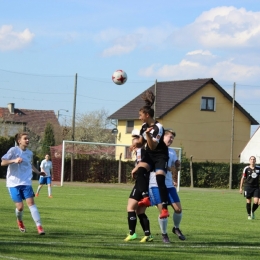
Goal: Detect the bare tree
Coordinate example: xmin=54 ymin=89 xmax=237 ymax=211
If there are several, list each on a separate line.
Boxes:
xmin=76 ymin=109 xmax=112 ymax=142
xmin=62 ymin=109 xmax=114 ymax=143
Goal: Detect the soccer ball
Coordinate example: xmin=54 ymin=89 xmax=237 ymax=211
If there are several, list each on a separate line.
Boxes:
xmin=112 ymin=70 xmax=127 ymax=85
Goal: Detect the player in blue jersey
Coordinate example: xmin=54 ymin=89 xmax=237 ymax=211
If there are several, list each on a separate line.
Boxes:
xmin=149 ymin=129 xmax=186 ymax=243
xmin=36 ymin=154 xmax=53 ymax=198
xmin=1 ymin=132 xmax=46 ymax=235
xmin=130 ymin=90 xmax=169 ymax=219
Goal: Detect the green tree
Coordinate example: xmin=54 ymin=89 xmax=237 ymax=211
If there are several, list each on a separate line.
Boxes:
xmin=0 ymin=136 xmax=15 ymax=178
xmin=41 ymin=122 xmax=55 ymax=156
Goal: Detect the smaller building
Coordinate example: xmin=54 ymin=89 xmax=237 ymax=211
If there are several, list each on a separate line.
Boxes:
xmin=240 ymin=126 xmax=260 ymax=163
xmin=0 ymin=103 xmax=60 ymax=138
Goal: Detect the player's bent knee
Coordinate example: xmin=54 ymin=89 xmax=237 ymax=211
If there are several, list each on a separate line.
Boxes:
xmin=174 ymin=208 xmax=182 ymax=214
xmin=172 ymin=203 xmax=182 ymax=213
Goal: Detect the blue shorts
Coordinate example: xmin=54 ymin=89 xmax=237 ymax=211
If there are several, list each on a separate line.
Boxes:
xmin=8 ymin=185 xmax=35 ymax=202
xmin=149 ymin=186 xmax=180 ymax=206
xmin=39 ymin=176 xmax=52 ymax=185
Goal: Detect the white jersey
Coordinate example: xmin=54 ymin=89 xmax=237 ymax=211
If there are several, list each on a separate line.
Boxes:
xmin=2 ymin=146 xmax=33 ymax=187
xmin=40 ymin=159 xmax=53 ymax=176
xmin=149 ymin=147 xmax=178 ymax=188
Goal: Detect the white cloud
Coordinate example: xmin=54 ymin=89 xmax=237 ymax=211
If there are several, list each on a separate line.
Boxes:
xmin=138 ymin=7 xmax=260 ymax=84
xmin=139 ymin=58 xmax=260 ymax=83
xmin=0 ymin=25 xmax=34 ymax=51
xmin=98 ymin=24 xmax=174 ymax=57
xmin=101 ymin=43 xmax=137 ymax=57
xmin=186 ymin=50 xmax=214 ymax=56
xmin=100 ymin=33 xmax=141 ymax=57
xmin=170 ymin=6 xmax=260 ymax=49
xmin=98 ymin=7 xmax=260 ymax=57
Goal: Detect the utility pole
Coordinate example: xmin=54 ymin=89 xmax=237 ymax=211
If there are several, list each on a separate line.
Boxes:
xmin=190 ymin=155 xmax=194 ymax=188
xmin=71 ymin=73 xmax=77 ymax=182
xmin=154 ymin=79 xmax=157 ymax=120
xmin=118 ymin=153 xmax=122 ymax=183
xmin=229 ymin=82 xmax=236 ymax=189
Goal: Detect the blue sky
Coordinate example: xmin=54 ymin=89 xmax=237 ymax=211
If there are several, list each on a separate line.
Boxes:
xmin=0 ymin=0 xmax=260 ymax=134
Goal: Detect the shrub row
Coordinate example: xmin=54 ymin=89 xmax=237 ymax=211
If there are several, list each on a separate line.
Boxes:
xmin=180 ymin=161 xmax=246 ymax=188
xmin=55 ymin=158 xmax=246 ymax=189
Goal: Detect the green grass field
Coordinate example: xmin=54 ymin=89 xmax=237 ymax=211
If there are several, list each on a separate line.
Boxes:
xmin=0 ymin=180 xmax=259 ymax=260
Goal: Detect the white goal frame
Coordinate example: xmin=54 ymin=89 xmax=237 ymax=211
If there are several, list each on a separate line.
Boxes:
xmin=60 ymin=140 xmax=182 ymax=191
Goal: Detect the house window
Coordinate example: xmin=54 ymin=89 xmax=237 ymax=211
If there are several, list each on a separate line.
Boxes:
xmin=201 ymin=97 xmax=215 ymax=111
xmin=126 ymin=120 xmax=134 ymax=133
xmin=125 ymin=146 xmax=132 ymax=159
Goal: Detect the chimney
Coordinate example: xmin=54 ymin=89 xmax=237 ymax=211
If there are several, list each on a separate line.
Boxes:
xmin=7 ymin=103 xmax=15 ymax=114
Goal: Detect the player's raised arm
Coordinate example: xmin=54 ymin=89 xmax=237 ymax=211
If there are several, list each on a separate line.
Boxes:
xmin=1 ymin=157 xmax=23 ymax=166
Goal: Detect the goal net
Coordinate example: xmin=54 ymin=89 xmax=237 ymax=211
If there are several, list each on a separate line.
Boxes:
xmin=50 ymin=140 xmax=182 ymax=191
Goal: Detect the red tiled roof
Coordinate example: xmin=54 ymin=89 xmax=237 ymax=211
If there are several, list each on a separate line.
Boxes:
xmin=0 ymin=107 xmax=60 ymax=134
xmin=109 ymin=78 xmax=258 ymax=125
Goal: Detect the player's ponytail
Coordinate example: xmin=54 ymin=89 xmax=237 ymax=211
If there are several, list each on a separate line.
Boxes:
xmin=139 ymin=90 xmax=155 ymax=118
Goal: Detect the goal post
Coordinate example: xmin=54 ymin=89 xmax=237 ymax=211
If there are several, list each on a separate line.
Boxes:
xmin=55 ymin=140 xmax=182 ymax=191
xmin=171 ymin=146 xmax=182 ymax=192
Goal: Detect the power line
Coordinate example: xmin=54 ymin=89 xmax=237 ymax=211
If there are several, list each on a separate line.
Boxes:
xmin=0 ymin=69 xmax=74 ymax=78
xmin=236 ymin=83 xmax=260 ymax=88
xmin=0 ymin=87 xmax=73 ymax=95
xmin=0 ymin=68 xmax=154 ymax=83
xmin=0 ymin=94 xmax=128 ymax=103
xmin=78 ymin=75 xmax=154 ymax=84
xmin=1 ymin=68 xmax=260 ymax=86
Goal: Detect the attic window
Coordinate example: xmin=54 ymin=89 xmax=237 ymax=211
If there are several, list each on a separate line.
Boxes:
xmin=126 ymin=120 xmax=134 ymax=133
xmin=201 ymin=97 xmax=215 ymax=111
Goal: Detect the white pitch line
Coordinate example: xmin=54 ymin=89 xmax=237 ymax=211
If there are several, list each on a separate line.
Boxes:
xmin=0 ymin=256 xmax=24 ymax=260
xmin=113 ymin=243 xmax=260 ymax=249
xmin=0 ymin=241 xmax=63 ymax=245
xmin=1 ymin=241 xmax=259 ymax=251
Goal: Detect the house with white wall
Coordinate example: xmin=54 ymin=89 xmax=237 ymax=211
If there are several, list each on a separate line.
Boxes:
xmin=240 ymin=126 xmax=260 ymax=163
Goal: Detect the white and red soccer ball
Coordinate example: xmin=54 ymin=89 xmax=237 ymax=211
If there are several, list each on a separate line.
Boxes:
xmin=112 ymin=70 xmax=127 ymax=85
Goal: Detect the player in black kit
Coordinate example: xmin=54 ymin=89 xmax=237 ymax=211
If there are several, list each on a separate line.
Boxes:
xmin=130 ymin=90 xmax=169 ymax=219
xmin=124 ymin=136 xmax=153 ymax=242
xmin=239 ymin=156 xmax=260 ymax=219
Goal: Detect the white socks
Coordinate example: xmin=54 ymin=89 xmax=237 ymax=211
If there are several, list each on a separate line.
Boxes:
xmin=29 ymin=205 xmax=42 ymax=227
xmin=173 ymin=212 xmax=182 ymax=228
xmin=158 ymin=217 xmax=168 ymax=234
xmin=15 ymin=208 xmax=23 ymax=221
xmin=48 ymin=186 xmax=52 ymax=196
xmin=36 ymin=186 xmax=42 ymax=194
xmin=158 ymin=212 xmax=183 ymax=233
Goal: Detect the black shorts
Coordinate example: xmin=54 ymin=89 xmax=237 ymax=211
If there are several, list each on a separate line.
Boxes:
xmin=141 ymin=152 xmax=168 ymax=173
xmin=129 ymin=183 xmax=143 ymax=201
xmin=129 ymin=172 xmax=150 ymax=201
xmin=244 ymin=187 xmax=259 ymax=199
